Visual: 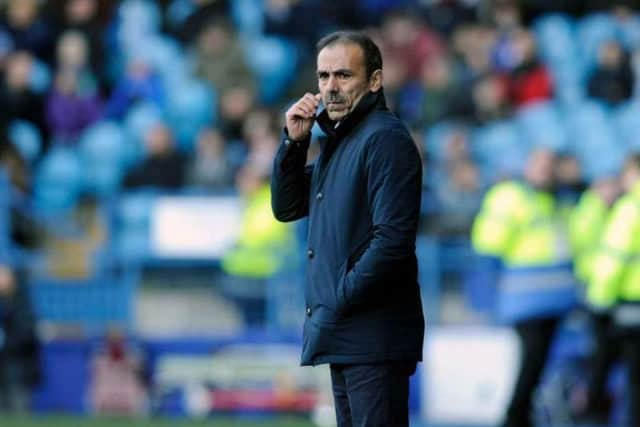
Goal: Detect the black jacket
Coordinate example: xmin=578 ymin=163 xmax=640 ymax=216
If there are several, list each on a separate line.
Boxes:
xmin=271 ymin=90 xmax=425 ymax=366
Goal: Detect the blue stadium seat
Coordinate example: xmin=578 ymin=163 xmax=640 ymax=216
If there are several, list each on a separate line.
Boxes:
xmin=111 ymin=192 xmax=155 ymax=261
xmin=613 ymin=100 xmax=640 ymax=151
xmin=78 ymin=121 xmax=129 ymax=197
xmin=231 ymin=0 xmax=264 ymax=36
xmin=33 ymin=147 xmax=83 ymax=216
xmin=472 ymin=120 xmax=527 ymax=178
xmin=576 ymin=13 xmax=618 ymax=71
xmin=565 ymin=100 xmax=610 ymax=138
xmin=165 ymin=79 xmax=216 ymax=151
xmin=423 ymin=121 xmax=470 ymax=163
xmin=551 ymin=63 xmax=587 ymax=107
xmin=124 ymin=34 xmax=186 ymax=85
xmin=243 ymin=36 xmax=298 ymax=105
xmin=8 ymin=120 xmax=42 ymax=163
xmin=617 ymin=15 xmax=640 ymax=50
xmin=516 ymin=101 xmax=567 ymax=151
xmin=29 ymin=273 xmax=137 ymax=333
xmin=165 ymin=0 xmax=196 ymax=31
xmin=123 ymin=101 xmax=164 ymax=162
xmin=566 ymin=101 xmax=624 ymax=180
xmin=534 ymin=14 xmax=576 ymax=65
xmin=116 ymin=0 xmax=162 ymax=48
xmin=29 ymin=57 xmax=52 ymax=94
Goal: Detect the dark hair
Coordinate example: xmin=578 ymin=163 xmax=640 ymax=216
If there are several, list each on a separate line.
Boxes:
xmin=316 ymin=31 xmax=383 ymax=79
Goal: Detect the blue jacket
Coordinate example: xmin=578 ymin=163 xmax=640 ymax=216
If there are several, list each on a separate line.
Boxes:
xmin=271 ymin=90 xmax=425 ymax=366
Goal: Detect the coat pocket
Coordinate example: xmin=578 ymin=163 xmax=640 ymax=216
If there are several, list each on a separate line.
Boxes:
xmin=336 ymin=231 xmax=373 ymax=314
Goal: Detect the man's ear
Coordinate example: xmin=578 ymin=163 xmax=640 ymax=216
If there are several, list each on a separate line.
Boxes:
xmin=369 ymin=69 xmax=383 ymax=92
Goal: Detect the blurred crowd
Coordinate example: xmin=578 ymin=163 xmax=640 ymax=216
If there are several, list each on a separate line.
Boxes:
xmin=0 ymin=0 xmax=639 ymax=241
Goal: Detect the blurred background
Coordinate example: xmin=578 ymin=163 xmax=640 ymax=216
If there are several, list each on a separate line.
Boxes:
xmin=0 ymin=0 xmax=639 ymax=426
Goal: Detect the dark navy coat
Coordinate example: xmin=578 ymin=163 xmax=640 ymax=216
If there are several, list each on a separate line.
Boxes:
xmin=271 ymin=90 xmax=425 ymax=366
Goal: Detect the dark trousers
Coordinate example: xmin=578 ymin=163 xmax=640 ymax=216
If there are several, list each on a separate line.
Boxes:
xmin=623 ymin=332 xmax=640 ymax=427
xmin=585 ymin=312 xmax=618 ymax=420
xmin=330 ymin=362 xmax=416 ymax=427
xmin=504 ymin=317 xmax=560 ymax=427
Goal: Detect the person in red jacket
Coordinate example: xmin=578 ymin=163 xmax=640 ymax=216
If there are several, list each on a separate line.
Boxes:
xmin=506 ymin=29 xmax=553 ymax=108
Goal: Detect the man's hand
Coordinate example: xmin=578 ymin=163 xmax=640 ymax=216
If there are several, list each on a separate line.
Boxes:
xmin=285 ymin=93 xmax=321 ymax=142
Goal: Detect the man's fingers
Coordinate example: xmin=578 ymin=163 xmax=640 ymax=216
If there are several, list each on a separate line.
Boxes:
xmin=295 ymin=104 xmax=313 ymax=119
xmin=289 ymin=105 xmax=313 ymax=120
xmin=303 ymin=93 xmax=320 ymax=107
xmin=287 ymin=93 xmax=320 ymax=121
xmin=299 ymin=99 xmax=317 ymax=116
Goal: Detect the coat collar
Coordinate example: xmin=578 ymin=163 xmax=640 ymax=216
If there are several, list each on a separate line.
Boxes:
xmin=316 ymin=89 xmax=387 ymax=144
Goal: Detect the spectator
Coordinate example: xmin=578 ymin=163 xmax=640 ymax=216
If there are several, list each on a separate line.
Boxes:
xmin=0 ymin=131 xmax=41 ymax=251
xmin=195 ymin=18 xmax=256 ymax=140
xmin=51 ymin=0 xmax=112 ymax=88
xmin=104 ymin=57 xmax=164 ymax=119
xmin=555 ymin=153 xmax=587 ymax=210
xmin=0 ymin=265 xmax=41 ymax=413
xmin=380 ymin=11 xmax=444 ymax=82
xmin=186 ymin=127 xmax=233 ymax=191
xmin=44 ymin=195 xmax=106 ymax=279
xmin=451 ymin=24 xmax=496 ymax=83
xmin=588 ymin=40 xmax=634 ymax=106
xmin=241 ymin=109 xmax=279 ymax=177
xmin=420 ymin=0 xmax=476 ymax=38
xmin=435 ymin=159 xmax=484 ymax=236
xmin=470 ymin=72 xmax=510 ymax=124
xmin=174 ymin=0 xmax=229 ymax=44
xmin=220 ymin=163 xmax=293 ymax=327
xmin=505 ymin=29 xmax=553 ymax=108
xmin=123 ymin=123 xmax=186 ymax=190
xmin=89 ymin=328 xmax=148 ymax=415
xmin=0 ymin=51 xmax=47 ymax=144
xmin=0 ymin=131 xmax=30 ymax=194
xmin=413 ymin=54 xmax=465 ymax=128
xmin=46 ymin=32 xmax=102 ymax=143
xmin=482 ymin=0 xmax=522 ymax=33
xmin=263 ymin=0 xmax=319 ymax=50
xmin=0 ymin=0 xmax=54 ymax=63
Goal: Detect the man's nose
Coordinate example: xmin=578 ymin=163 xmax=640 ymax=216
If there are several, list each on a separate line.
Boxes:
xmin=327 ymin=74 xmax=339 ymax=91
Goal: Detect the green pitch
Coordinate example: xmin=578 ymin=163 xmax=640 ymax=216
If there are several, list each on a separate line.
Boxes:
xmin=2 ymin=416 xmax=316 ymax=427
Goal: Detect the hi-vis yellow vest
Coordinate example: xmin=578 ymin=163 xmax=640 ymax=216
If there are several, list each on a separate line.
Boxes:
xmin=222 ymin=184 xmax=293 ymax=278
xmin=472 ymin=181 xmax=570 ymax=266
xmin=568 ymin=190 xmax=610 ymax=284
xmin=589 ymin=181 xmax=640 ymax=308
xmin=472 ymin=181 xmax=576 ymax=322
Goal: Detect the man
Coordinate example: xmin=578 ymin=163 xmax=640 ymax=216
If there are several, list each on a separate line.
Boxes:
xmin=271 ymin=31 xmax=424 ymax=427
xmin=472 ymin=148 xmax=576 ymax=427
xmin=589 ymin=154 xmax=640 ymax=427
xmin=569 ymin=175 xmax=620 ymax=423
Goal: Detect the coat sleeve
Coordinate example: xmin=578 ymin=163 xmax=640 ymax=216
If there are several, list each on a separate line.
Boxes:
xmin=271 ymin=133 xmax=313 ymax=222
xmin=588 ymin=198 xmax=637 ymax=309
xmin=339 ymin=129 xmax=422 ymax=307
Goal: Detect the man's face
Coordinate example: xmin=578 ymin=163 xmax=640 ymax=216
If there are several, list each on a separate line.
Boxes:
xmin=525 ymin=149 xmax=555 ymax=190
xmin=317 ymin=42 xmax=373 ymax=121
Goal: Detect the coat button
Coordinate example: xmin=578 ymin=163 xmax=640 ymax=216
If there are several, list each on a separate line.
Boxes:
xmin=307 ymin=249 xmax=314 ymax=259
xmin=316 ymin=192 xmax=323 ymax=200
xmin=284 ymin=139 xmax=291 ymax=146
xmin=306 ymin=307 xmax=312 ymax=316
